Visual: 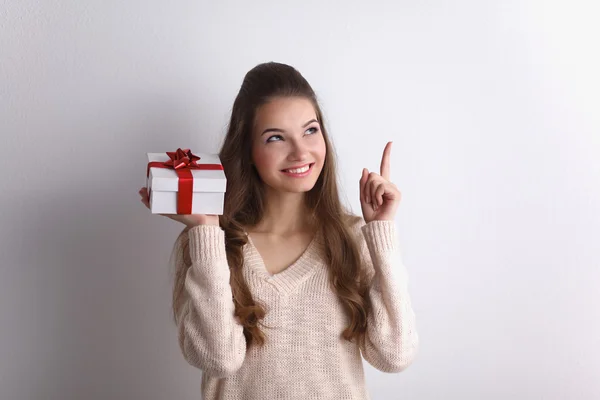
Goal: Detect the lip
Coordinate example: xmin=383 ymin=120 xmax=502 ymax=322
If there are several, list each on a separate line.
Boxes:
xmin=281 ymin=162 xmax=313 ymax=171
xmin=281 ymin=162 xmax=314 ymax=177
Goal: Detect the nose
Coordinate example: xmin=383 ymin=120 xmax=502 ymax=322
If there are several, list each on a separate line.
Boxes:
xmin=287 ymin=139 xmax=309 ymax=161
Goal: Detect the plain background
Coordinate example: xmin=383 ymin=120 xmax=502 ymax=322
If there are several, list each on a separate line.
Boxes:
xmin=1 ymin=0 xmax=599 ymax=399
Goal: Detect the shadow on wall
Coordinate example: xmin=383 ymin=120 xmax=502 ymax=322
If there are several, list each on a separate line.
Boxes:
xmin=5 ymin=94 xmax=215 ymax=400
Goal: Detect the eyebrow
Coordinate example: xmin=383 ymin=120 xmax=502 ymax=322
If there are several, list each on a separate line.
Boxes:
xmin=260 ymin=119 xmax=319 ymax=136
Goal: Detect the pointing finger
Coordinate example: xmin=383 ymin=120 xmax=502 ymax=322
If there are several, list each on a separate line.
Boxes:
xmin=380 ymin=141 xmax=392 ymax=180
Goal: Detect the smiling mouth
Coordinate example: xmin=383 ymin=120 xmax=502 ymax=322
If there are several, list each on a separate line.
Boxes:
xmin=281 ymin=163 xmax=314 ymax=173
xmin=280 ymin=163 xmax=315 ymax=176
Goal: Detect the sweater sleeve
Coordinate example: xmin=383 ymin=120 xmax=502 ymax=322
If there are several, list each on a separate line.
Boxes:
xmin=354 ymin=218 xmax=419 ymax=373
xmin=172 ymin=224 xmax=247 ymax=377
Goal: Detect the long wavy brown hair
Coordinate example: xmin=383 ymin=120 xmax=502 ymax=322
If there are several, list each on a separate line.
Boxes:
xmin=171 ymin=61 xmax=373 ymax=350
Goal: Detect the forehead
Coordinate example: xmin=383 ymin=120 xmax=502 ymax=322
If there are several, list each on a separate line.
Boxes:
xmin=254 ymin=97 xmax=317 ymax=128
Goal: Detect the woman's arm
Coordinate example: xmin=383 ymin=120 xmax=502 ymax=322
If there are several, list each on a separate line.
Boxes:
xmin=173 ymin=224 xmax=247 ymax=377
xmin=355 ymin=219 xmax=419 ymax=372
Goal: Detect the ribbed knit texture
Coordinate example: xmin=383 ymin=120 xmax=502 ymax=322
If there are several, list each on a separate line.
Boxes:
xmin=172 ymin=218 xmax=419 ymax=400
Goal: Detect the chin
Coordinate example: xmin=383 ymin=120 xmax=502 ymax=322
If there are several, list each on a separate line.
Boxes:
xmin=281 ymin=182 xmax=317 ymax=193
xmin=265 ymin=178 xmax=317 ymax=194
xmin=291 ymin=186 xmax=315 ymax=193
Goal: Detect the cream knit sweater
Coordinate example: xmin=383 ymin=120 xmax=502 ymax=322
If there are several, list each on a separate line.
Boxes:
xmin=172 ymin=218 xmax=419 ymax=400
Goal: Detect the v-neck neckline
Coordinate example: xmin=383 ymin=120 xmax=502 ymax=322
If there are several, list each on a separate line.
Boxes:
xmin=243 ymin=230 xmax=321 ymax=294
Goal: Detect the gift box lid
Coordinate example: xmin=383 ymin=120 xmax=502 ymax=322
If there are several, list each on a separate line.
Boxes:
xmin=147 ymin=152 xmax=227 ymax=193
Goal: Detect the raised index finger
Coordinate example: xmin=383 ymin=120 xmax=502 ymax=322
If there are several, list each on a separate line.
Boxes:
xmin=380 ymin=141 xmax=392 ymax=180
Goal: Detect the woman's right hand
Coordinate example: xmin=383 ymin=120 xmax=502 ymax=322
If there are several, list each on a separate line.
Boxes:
xmin=138 ymin=187 xmax=220 ymax=228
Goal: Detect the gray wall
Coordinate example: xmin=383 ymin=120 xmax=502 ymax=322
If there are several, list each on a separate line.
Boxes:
xmin=1 ymin=0 xmax=599 ymax=399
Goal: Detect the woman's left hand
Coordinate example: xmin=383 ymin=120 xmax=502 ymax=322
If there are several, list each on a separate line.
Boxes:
xmin=359 ymin=141 xmax=402 ymax=223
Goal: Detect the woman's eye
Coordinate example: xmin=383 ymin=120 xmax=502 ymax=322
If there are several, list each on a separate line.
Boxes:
xmin=266 ymin=135 xmax=283 ymax=143
xmin=266 ymin=127 xmax=319 ymax=143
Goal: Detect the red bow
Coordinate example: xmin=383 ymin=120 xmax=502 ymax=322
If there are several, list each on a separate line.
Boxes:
xmin=147 ymin=148 xmax=223 ymax=214
xmin=164 ymin=148 xmax=201 ymax=170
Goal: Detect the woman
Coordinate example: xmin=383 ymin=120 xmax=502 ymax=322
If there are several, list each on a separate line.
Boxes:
xmin=138 ymin=61 xmax=419 ymax=399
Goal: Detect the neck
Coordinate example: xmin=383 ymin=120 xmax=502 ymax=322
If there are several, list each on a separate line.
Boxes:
xmin=252 ymin=187 xmax=315 ymax=235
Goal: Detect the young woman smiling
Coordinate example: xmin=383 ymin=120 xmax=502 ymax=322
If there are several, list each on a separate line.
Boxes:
xmin=139 ymin=62 xmax=419 ymax=400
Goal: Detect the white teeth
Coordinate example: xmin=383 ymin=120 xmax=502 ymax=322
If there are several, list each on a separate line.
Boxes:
xmin=284 ymin=165 xmax=310 ymax=174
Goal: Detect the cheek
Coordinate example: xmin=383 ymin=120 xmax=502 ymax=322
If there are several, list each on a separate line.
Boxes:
xmin=252 ymin=146 xmax=279 ymax=174
xmin=314 ymin=138 xmax=327 ymax=163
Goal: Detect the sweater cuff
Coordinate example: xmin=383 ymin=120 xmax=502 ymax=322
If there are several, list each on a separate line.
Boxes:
xmin=187 ymin=224 xmax=227 ymax=262
xmin=360 ymin=220 xmax=399 ymax=254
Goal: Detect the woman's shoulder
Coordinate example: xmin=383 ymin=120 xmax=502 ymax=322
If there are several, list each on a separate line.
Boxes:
xmin=343 ymin=213 xmax=366 ymax=232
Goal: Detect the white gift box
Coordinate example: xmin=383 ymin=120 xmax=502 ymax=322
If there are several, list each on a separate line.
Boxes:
xmin=146 ymin=152 xmax=227 ymax=215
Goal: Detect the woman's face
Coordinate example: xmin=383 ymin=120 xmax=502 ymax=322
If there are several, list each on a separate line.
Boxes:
xmin=251 ymin=96 xmax=326 ymax=194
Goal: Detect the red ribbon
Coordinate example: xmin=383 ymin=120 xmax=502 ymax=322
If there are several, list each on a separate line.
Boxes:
xmin=146 ymin=148 xmax=224 ymax=214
